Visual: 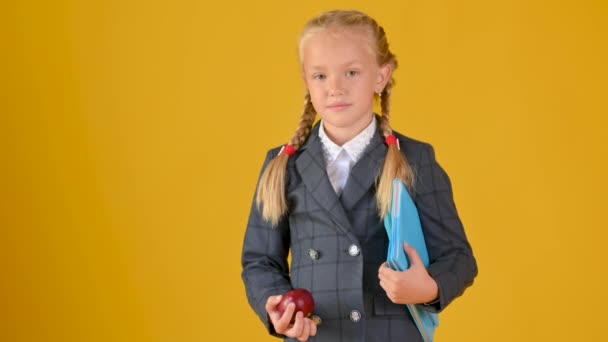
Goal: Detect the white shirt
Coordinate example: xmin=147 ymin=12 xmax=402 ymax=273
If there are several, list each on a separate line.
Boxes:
xmin=318 ymin=116 xmax=377 ymax=195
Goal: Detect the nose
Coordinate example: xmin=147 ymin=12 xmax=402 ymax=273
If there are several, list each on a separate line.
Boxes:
xmin=328 ymin=75 xmax=344 ymax=97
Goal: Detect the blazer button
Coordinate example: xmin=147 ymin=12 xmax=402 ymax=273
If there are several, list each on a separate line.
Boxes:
xmin=348 ymin=244 xmax=360 ymax=256
xmin=349 ymin=310 xmax=361 ymax=322
xmin=308 ymin=248 xmax=319 ymax=260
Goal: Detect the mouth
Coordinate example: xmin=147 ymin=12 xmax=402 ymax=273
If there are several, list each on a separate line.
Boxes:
xmin=327 ymin=103 xmax=352 ymax=112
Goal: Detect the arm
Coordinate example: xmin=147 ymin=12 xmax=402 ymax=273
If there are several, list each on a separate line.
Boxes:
xmin=415 ymin=144 xmax=478 ymax=313
xmin=241 ymin=150 xmax=293 ymax=337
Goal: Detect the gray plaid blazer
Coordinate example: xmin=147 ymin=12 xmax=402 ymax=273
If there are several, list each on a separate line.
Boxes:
xmin=242 ymin=115 xmax=477 ymax=341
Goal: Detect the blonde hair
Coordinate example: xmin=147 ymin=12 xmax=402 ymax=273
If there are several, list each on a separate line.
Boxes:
xmin=256 ymin=10 xmax=415 ymax=226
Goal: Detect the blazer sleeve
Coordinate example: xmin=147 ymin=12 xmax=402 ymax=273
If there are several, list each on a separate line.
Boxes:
xmin=414 ymin=143 xmax=478 ymax=313
xmin=241 ymin=149 xmax=293 ymax=337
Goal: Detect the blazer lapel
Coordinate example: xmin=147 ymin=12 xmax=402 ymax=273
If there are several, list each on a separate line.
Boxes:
xmin=339 ymin=121 xmax=388 ymax=211
xmin=295 ymin=123 xmax=355 ymax=237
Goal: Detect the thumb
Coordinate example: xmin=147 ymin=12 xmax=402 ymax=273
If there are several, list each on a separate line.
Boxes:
xmin=403 ymin=243 xmax=424 ymax=268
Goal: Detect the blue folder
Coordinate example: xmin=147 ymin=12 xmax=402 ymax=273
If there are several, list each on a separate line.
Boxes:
xmin=384 ymin=178 xmax=439 ymax=342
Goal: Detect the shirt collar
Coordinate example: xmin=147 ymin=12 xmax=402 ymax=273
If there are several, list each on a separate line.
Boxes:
xmin=318 ymin=116 xmax=377 ymax=165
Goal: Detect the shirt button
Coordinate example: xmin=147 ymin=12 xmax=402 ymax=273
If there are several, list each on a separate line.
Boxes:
xmin=349 ymin=310 xmax=361 ymax=322
xmin=348 ymin=244 xmax=360 ymax=256
xmin=308 ymin=248 xmax=319 ymax=260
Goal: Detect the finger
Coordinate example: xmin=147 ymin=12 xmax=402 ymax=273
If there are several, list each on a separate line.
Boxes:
xmin=265 ymin=295 xmax=283 ymax=322
xmin=289 ymin=311 xmax=304 ymax=338
xmin=378 ymin=270 xmax=389 ymax=284
xmin=378 ymin=262 xmax=390 ymax=275
xmin=276 ymin=302 xmax=295 ymax=333
xmin=298 ymin=316 xmax=310 ymax=341
xmin=403 ymin=243 xmax=424 ymax=268
xmin=378 ymin=262 xmax=396 ymax=281
xmin=265 ymin=295 xmax=282 ymax=312
xmin=309 ymin=318 xmax=318 ymax=336
xmin=379 ymin=279 xmax=387 ymax=292
xmin=379 ymin=278 xmax=397 ymax=301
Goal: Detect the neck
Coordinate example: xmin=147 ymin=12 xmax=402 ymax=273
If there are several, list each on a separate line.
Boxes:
xmin=323 ymin=114 xmax=374 ymax=146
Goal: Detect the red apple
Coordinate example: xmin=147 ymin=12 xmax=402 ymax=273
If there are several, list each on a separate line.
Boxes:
xmin=277 ymin=288 xmax=315 ymax=323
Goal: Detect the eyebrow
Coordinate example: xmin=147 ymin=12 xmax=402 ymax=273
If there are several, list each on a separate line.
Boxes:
xmin=308 ymin=60 xmax=363 ymax=71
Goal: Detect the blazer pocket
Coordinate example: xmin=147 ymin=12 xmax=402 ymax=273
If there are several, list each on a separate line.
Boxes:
xmin=373 ymin=293 xmax=409 ymax=316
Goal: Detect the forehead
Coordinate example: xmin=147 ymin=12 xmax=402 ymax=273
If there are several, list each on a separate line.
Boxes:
xmin=300 ymin=28 xmax=376 ymax=70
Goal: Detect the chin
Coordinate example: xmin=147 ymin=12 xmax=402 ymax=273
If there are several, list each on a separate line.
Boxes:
xmin=321 ymin=112 xmax=370 ymax=129
xmin=320 ymin=114 xmax=355 ymax=128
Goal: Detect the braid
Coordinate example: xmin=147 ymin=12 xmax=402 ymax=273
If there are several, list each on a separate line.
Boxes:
xmin=289 ymin=93 xmax=316 ymax=148
xmin=256 ymin=93 xmax=317 ymax=226
xmin=376 ymin=60 xmax=416 ymax=219
xmin=379 ymin=79 xmax=394 ymax=135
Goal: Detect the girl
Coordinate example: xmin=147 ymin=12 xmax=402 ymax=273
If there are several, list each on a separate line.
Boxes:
xmin=241 ymin=10 xmax=477 ymax=342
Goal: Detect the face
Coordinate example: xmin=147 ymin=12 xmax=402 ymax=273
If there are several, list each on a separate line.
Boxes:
xmin=300 ymin=28 xmax=391 ymax=139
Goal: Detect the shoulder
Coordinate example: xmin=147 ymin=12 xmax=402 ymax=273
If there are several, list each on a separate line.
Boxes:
xmin=263 ymin=145 xmax=300 ymax=161
xmin=266 ymin=145 xmax=284 ymax=159
xmin=391 ymin=130 xmax=437 ymax=166
xmin=260 ymin=144 xmax=302 ymax=171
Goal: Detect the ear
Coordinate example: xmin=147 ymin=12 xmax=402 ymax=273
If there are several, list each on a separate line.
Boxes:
xmin=375 ymin=63 xmax=393 ymax=93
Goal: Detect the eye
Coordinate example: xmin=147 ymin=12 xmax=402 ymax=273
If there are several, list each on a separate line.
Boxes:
xmin=346 ymin=70 xmax=359 ymax=77
xmin=313 ymin=74 xmax=326 ymax=80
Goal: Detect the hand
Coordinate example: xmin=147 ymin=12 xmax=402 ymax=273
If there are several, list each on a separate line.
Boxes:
xmin=378 ymin=243 xmax=439 ymax=304
xmin=265 ymin=294 xmax=318 ymax=341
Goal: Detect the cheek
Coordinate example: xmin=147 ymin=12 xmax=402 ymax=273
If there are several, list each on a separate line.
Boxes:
xmin=357 ymin=76 xmax=377 ymax=93
xmin=307 ymin=83 xmax=324 ymax=96
xmin=310 ymin=98 xmax=324 ymax=115
xmin=308 ymin=88 xmax=324 ymax=105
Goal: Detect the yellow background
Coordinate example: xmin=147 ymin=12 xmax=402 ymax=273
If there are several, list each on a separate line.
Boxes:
xmin=2 ymin=0 xmax=607 ymax=341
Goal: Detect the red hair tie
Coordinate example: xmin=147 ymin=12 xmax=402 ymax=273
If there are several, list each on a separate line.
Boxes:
xmin=385 ymin=135 xmax=400 ymax=150
xmin=279 ymin=144 xmax=297 ymax=157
